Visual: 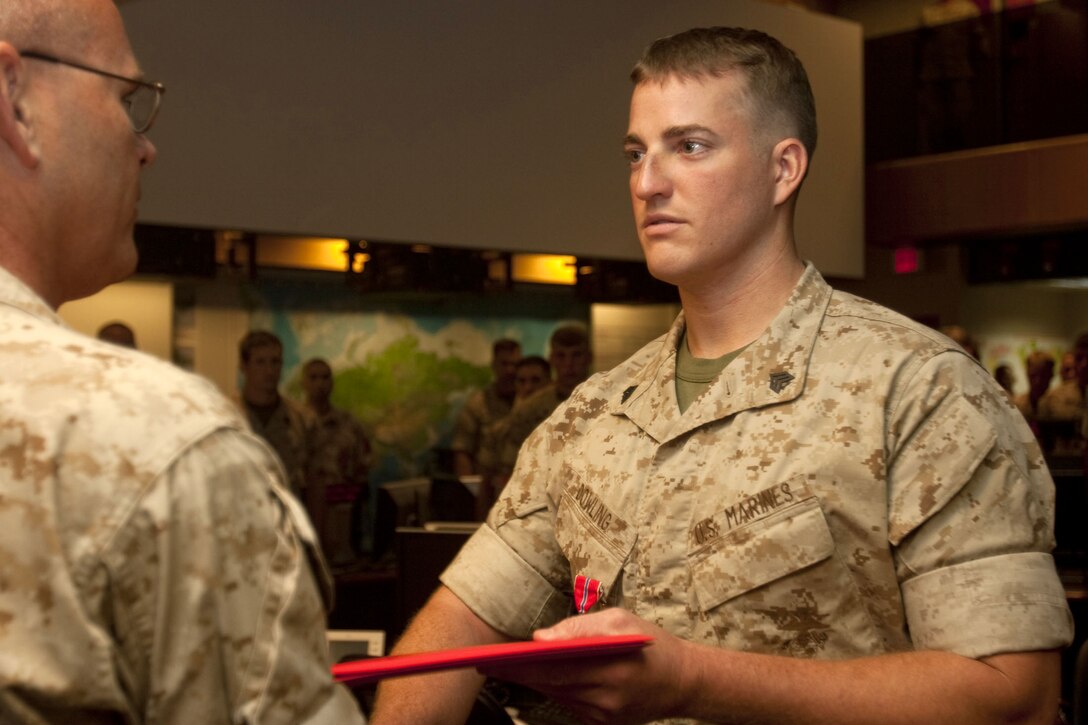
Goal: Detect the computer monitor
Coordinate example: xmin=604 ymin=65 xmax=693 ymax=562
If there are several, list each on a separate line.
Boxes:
xmin=372 ymin=477 xmax=431 ymax=559
xmin=428 ymin=474 xmax=477 ymax=522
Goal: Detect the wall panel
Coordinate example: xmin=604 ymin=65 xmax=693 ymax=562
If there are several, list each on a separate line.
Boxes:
xmin=121 ymin=0 xmax=863 ymax=275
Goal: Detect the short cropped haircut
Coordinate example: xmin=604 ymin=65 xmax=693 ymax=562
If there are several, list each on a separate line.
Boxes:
xmin=239 ymin=329 xmax=282 ymax=363
xmin=303 ymin=357 xmax=331 ymax=374
xmin=516 ymin=355 xmax=551 ymax=377
xmin=492 ymin=338 xmax=521 ymax=357
xmin=630 ymin=26 xmax=817 ymax=160
xmin=550 ymin=324 xmax=589 ymax=350
xmin=1025 ymin=350 xmax=1054 ymax=372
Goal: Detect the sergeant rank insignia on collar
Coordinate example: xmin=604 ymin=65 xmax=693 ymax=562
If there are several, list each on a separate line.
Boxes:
xmin=768 ymin=371 xmax=794 ymax=393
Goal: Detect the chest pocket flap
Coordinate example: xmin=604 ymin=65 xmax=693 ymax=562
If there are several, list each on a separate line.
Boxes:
xmin=553 ymin=490 xmax=636 ymax=607
xmin=690 ymin=499 xmax=834 ymax=612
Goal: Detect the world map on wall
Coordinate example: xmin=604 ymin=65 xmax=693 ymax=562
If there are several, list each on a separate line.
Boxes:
xmin=250 ymin=304 xmax=579 ymax=486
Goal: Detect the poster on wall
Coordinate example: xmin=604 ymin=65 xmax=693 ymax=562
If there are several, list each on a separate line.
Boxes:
xmin=248 ymin=285 xmax=587 ymax=487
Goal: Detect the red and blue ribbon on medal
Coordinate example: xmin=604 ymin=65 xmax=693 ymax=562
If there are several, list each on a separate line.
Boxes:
xmin=573 ymin=574 xmax=603 ymax=614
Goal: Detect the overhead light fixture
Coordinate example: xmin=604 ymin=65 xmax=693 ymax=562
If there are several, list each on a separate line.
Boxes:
xmin=511 ymin=253 xmax=577 ymax=285
xmin=254 ymin=236 xmax=353 ymax=272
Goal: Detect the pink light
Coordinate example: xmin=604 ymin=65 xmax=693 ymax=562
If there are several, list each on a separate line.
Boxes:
xmin=894 ymin=246 xmax=920 ymax=274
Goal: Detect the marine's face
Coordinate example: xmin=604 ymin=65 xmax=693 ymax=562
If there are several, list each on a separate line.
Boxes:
xmin=1061 ymin=353 xmax=1076 ymax=382
xmin=624 ymin=72 xmax=779 ymax=293
xmin=492 ymin=347 xmax=521 ymax=394
xmin=515 ymin=362 xmax=549 ymax=399
xmin=302 ymin=362 xmax=333 ymax=402
xmin=551 ymin=343 xmax=590 ymax=393
xmin=1027 ymin=361 xmax=1053 ymax=395
xmin=242 ymin=344 xmax=283 ymax=395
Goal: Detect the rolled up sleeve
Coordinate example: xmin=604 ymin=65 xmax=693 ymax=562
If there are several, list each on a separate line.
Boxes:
xmin=902 ymin=552 xmax=1073 ymax=658
xmin=441 ymin=417 xmax=573 ymax=638
xmin=888 ymin=353 xmax=1074 ymax=658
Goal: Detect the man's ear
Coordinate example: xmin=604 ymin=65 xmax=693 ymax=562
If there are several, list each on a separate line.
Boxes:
xmin=0 ymin=44 xmax=41 ymax=170
xmin=771 ymin=137 xmax=807 ymax=207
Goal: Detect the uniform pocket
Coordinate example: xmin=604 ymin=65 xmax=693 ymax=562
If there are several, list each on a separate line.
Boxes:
xmin=689 ymin=498 xmax=833 ymax=612
xmin=553 ymin=490 xmax=636 ymax=610
xmin=686 ymin=485 xmax=882 ymax=658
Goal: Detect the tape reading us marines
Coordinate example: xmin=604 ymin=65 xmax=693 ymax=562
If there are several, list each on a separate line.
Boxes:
xmin=693 ymin=481 xmax=797 ymax=547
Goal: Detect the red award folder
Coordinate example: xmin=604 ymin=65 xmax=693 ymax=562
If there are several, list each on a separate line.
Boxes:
xmin=331 ymin=633 xmax=653 ymax=685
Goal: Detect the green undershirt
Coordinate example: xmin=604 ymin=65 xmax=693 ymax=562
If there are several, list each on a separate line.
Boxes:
xmin=675 ymin=332 xmax=747 ymax=413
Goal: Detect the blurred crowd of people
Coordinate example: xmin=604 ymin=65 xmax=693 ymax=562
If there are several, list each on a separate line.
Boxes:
xmin=448 ymin=325 xmax=592 ymax=519
xmin=91 ymin=322 xmax=598 ymax=558
xmin=1004 ymin=340 xmax=1087 ymax=461
xmin=945 ymin=325 xmax=1088 ymax=463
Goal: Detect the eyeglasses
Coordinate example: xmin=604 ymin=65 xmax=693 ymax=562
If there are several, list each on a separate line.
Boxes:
xmin=19 ymin=50 xmax=165 ymax=134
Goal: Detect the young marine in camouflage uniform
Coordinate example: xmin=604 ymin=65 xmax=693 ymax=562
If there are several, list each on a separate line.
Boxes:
xmin=236 ymin=329 xmax=316 ymax=501
xmin=0 ymin=2 xmax=363 ymax=722
xmin=302 ymin=357 xmax=372 ymax=565
xmin=373 ymin=26 xmax=1071 ymax=724
xmin=450 ymin=338 xmax=522 ymax=480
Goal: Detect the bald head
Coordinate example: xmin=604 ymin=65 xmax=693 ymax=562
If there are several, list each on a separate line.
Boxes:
xmin=0 ymin=0 xmax=100 ymax=54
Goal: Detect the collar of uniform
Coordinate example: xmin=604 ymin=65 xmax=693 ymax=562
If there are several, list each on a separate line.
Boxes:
xmin=607 ymin=308 xmax=686 ymax=443
xmin=614 ymin=263 xmax=832 ymax=444
xmin=0 ymin=264 xmax=64 ymax=325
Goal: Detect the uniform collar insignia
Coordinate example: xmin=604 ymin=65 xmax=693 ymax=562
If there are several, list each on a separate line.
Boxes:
xmin=621 ymin=385 xmax=637 ymax=404
xmin=769 ymin=370 xmax=794 ymax=393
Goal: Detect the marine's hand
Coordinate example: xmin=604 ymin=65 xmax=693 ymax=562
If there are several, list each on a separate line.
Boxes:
xmin=479 ymin=609 xmax=696 ymax=724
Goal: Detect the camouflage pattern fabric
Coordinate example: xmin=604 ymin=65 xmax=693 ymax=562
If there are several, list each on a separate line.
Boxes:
xmin=308 ymin=406 xmax=370 ymax=564
xmin=1038 ymin=380 xmax=1084 ymax=422
xmin=443 ymin=265 xmax=1072 ymax=721
xmin=450 ymin=384 xmax=514 ymax=475
xmin=308 ymin=406 xmax=370 ymax=499
xmin=494 ymin=386 xmax=566 ymax=475
xmin=0 ymin=267 xmax=363 ymax=724
xmin=240 ymin=395 xmax=314 ymax=499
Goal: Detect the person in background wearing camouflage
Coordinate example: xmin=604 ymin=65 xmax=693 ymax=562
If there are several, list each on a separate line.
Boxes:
xmin=512 ymin=355 xmax=552 ymax=402
xmin=450 ymin=337 xmax=521 ymax=480
xmin=0 ymin=1 xmax=363 ymax=722
xmin=373 ymin=26 xmax=1070 ymax=724
xmin=302 ymin=357 xmax=372 ymax=567
xmin=485 ymin=325 xmax=592 ymax=517
xmin=236 ymin=329 xmax=315 ymax=502
xmin=473 ymin=353 xmax=555 ymax=521
xmin=493 ymin=325 xmax=593 ymax=479
xmin=1040 ymin=351 xmax=1085 ymax=422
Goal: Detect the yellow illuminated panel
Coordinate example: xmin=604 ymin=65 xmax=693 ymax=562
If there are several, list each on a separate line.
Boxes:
xmin=511 ymin=254 xmax=577 ymax=285
xmin=256 ymin=236 xmax=353 ymax=272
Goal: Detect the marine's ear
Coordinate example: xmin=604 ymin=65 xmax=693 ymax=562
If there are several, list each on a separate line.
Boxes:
xmin=771 ymin=137 xmax=807 ymax=208
xmin=0 ymin=43 xmax=41 ymax=170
